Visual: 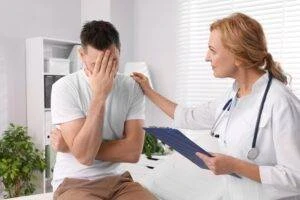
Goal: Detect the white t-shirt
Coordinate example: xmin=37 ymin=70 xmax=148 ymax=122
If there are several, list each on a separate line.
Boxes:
xmin=51 ymin=69 xmax=145 ymax=191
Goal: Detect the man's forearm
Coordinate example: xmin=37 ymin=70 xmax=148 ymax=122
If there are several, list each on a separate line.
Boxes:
xmin=95 ymin=139 xmax=142 ymax=163
xmin=71 ymin=98 xmax=105 ymax=165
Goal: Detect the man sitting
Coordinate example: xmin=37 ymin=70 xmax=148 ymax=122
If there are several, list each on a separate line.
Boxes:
xmin=50 ymin=20 xmax=157 ymax=200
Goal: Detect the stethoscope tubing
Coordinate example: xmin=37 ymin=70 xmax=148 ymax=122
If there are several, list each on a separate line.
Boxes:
xmin=210 ymin=73 xmax=273 ymax=160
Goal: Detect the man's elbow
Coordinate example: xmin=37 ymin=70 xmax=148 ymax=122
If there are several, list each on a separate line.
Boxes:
xmin=127 ymin=153 xmax=141 ymax=163
xmin=72 ymin=152 xmax=95 ymax=166
xmin=70 ymin=142 xmax=101 ymax=166
xmin=77 ymin=156 xmax=94 ymax=166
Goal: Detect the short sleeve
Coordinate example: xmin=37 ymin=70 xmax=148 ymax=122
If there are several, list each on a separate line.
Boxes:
xmin=126 ymin=82 xmax=145 ymax=120
xmin=51 ymin=79 xmax=85 ymax=124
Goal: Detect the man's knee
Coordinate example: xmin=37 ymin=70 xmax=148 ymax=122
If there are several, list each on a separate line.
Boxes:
xmin=57 ymin=189 xmax=103 ymax=200
xmin=113 ymin=182 xmax=158 ymax=200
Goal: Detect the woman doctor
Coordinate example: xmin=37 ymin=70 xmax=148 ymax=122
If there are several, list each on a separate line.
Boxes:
xmin=131 ymin=13 xmax=300 ymax=199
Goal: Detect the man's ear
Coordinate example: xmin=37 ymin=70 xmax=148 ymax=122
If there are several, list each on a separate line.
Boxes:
xmin=78 ymin=46 xmax=85 ymax=61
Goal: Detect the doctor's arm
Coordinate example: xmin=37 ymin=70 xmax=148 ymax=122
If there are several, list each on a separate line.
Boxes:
xmin=131 ymin=72 xmax=177 ymax=119
xmin=196 ymin=152 xmax=261 ymax=182
xmin=131 ymin=72 xmax=218 ymax=130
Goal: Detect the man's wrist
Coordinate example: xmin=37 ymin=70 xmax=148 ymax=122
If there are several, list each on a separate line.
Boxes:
xmin=144 ymin=87 xmax=154 ymax=96
xmin=88 ymin=96 xmax=106 ymax=118
xmin=91 ymin=95 xmax=107 ymax=105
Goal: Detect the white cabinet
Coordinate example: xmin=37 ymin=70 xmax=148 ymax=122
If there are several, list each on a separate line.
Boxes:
xmin=26 ymin=37 xmax=80 ymax=193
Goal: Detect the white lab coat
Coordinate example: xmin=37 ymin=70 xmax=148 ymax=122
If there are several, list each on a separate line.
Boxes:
xmin=174 ymin=72 xmax=300 ymax=200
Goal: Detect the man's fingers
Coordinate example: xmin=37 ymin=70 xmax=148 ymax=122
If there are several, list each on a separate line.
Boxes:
xmin=110 ymin=60 xmax=118 ymax=79
xmin=50 ymin=134 xmax=58 ymax=149
xmin=50 ymin=134 xmax=57 ymax=141
xmin=94 ymin=51 xmax=104 ymax=74
xmin=51 ymin=127 xmax=61 ymax=134
xmin=106 ymin=55 xmax=114 ymax=75
xmin=100 ymin=50 xmax=111 ymax=74
xmin=51 ymin=129 xmax=58 ymax=135
xmin=84 ymin=67 xmax=92 ymax=77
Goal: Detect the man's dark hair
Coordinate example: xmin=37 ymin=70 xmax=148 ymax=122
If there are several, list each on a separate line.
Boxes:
xmin=80 ymin=20 xmax=120 ymax=51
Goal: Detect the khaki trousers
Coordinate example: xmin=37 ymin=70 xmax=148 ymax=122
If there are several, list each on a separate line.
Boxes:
xmin=54 ymin=171 xmax=157 ymax=200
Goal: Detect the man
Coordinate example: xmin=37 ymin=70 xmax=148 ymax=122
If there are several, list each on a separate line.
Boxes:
xmin=50 ymin=20 xmax=157 ymax=200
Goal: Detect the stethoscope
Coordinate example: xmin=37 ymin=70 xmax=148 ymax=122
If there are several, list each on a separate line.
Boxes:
xmin=210 ymin=73 xmax=273 ymax=160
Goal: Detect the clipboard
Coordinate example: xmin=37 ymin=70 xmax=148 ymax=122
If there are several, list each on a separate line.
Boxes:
xmin=143 ymin=127 xmax=241 ymax=178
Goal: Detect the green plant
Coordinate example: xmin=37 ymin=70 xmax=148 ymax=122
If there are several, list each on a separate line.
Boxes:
xmin=143 ymin=133 xmax=167 ymax=158
xmin=0 ymin=124 xmax=46 ymax=198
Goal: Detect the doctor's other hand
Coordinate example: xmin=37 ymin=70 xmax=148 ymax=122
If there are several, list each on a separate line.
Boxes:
xmin=50 ymin=128 xmax=70 ymax=153
xmin=196 ymin=152 xmax=238 ymax=175
xmin=131 ymin=72 xmax=152 ymax=95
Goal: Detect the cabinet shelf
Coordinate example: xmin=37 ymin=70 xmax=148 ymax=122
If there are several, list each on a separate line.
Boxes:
xmin=26 ymin=37 xmax=80 ymax=193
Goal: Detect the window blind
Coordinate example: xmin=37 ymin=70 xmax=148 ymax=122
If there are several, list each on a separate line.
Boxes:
xmin=176 ymin=0 xmax=300 ymax=106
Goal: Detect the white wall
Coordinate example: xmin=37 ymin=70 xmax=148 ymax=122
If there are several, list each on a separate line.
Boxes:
xmin=111 ymin=0 xmax=134 ymax=71
xmin=81 ymin=0 xmax=134 ymax=72
xmin=99 ymin=0 xmax=177 ymax=127
xmin=133 ymin=0 xmax=177 ymax=127
xmin=0 ymin=0 xmax=81 ymax=135
xmin=81 ymin=0 xmax=111 ymax=24
xmin=0 ymin=47 xmax=8 ymax=134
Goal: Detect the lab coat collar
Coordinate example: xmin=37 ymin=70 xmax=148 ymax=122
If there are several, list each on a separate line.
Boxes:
xmin=232 ymin=71 xmax=269 ymax=94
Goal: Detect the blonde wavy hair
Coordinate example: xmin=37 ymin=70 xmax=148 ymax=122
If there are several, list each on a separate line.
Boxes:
xmin=210 ymin=12 xmax=287 ymax=84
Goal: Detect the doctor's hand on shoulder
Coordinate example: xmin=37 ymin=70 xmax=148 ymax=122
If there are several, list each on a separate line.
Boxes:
xmin=131 ymin=72 xmax=178 ymax=119
xmin=131 ymin=72 xmax=153 ymax=95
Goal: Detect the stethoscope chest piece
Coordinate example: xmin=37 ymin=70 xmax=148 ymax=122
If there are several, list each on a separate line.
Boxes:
xmin=247 ymin=148 xmax=259 ymax=160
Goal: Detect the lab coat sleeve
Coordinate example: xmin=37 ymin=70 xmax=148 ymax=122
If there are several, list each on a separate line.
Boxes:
xmin=174 ymin=100 xmax=217 ymax=130
xmin=259 ymin=96 xmax=300 ymax=194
